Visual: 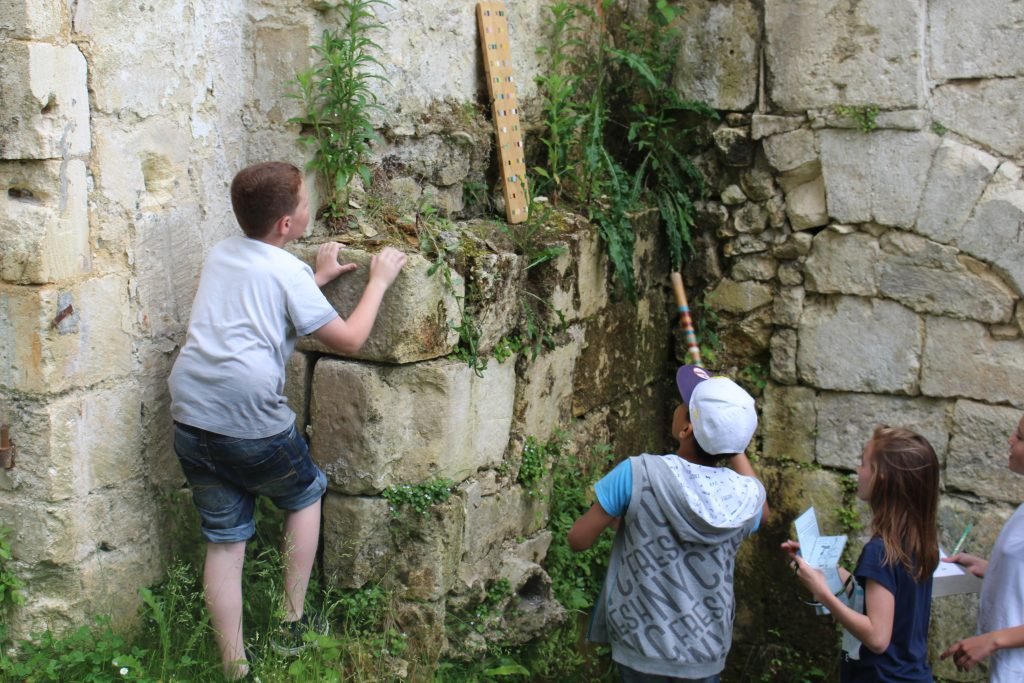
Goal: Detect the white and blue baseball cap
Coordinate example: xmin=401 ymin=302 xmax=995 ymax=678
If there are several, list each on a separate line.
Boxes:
xmin=676 ymin=365 xmax=757 ymax=455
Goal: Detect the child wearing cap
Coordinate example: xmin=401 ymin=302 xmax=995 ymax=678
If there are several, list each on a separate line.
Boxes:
xmin=568 ymin=365 xmax=768 ymax=682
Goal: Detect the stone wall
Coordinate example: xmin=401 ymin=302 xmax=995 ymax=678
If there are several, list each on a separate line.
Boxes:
xmin=2 ymin=0 xmax=1023 ymax=678
xmin=674 ymin=0 xmax=1024 ymax=679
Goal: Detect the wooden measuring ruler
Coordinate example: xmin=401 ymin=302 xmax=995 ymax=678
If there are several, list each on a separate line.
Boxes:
xmin=476 ymin=2 xmax=528 ymax=224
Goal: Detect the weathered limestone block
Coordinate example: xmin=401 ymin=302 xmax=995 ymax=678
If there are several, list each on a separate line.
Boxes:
xmin=530 ymin=218 xmax=609 ymax=327
xmin=784 ymin=176 xmax=828 ymax=230
xmin=809 ymin=229 xmax=877 ymax=303
xmin=0 ymin=41 xmax=90 ymax=159
xmin=777 ymin=262 xmax=803 ymax=286
xmin=514 ymin=326 xmax=584 ymax=443
xmin=573 ymin=289 xmax=671 ymax=418
xmin=929 ymin=0 xmax=1024 ymax=80
xmin=933 ymin=79 xmax=1024 ymax=158
xmin=798 ymin=296 xmax=921 ymax=394
xmin=820 ymin=130 xmax=940 ymax=228
xmin=732 ymin=202 xmax=768 ymax=235
xmin=253 ymin=26 xmax=309 ymax=125
xmin=706 ymin=278 xmax=773 ymax=314
xmin=769 ymin=328 xmax=798 ymax=385
xmin=772 ymin=232 xmax=813 ymax=260
xmin=310 ymin=357 xmax=515 ymax=494
xmin=816 ymin=393 xmax=950 ymax=470
xmin=761 ymin=383 xmax=816 ymax=463
xmin=923 ymin=317 xmax=1024 ymax=406
xmin=731 ymin=255 xmax=777 ymax=282
xmin=740 ymin=154 xmax=776 ymax=202
xmin=0 ymin=160 xmax=90 ymax=284
xmin=0 ymin=498 xmax=77 ymax=565
xmin=322 ymin=494 xmax=391 ymax=588
xmin=671 ymin=0 xmax=759 ymax=111
xmin=720 ymin=185 xmax=746 ymax=207
xmin=776 ymin=467 xmax=864 ymax=534
xmin=762 ymin=129 xmax=818 ymax=187
xmin=751 ymin=114 xmax=804 ymax=140
xmin=284 ymin=352 xmax=313 ymax=435
xmin=457 ymin=480 xmax=548 ymax=592
xmin=466 ymin=251 xmax=526 ymax=353
xmin=723 ymin=234 xmax=769 ymax=257
xmin=878 ymin=232 xmax=1015 ymax=324
xmin=947 ymin=401 xmax=1024 ymax=503
xmin=955 ymin=168 xmax=1024 ymax=295
xmin=772 ymin=286 xmax=804 ymax=327
xmin=389 ymin=496 xmax=465 ymax=601
xmin=765 ymin=0 xmax=924 ymax=110
xmin=0 ymin=276 xmax=133 ymax=395
xmin=915 ymin=138 xmax=999 ymax=244
xmin=0 ymin=0 xmax=65 ymax=39
xmin=495 ymin=555 xmax=564 ymax=645
xmin=294 ymin=246 xmax=461 ymax=363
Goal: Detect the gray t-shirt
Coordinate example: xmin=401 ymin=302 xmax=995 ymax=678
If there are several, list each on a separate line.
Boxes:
xmin=168 ymin=236 xmax=337 ymax=438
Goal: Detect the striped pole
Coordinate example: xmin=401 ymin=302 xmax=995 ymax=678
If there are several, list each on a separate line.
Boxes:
xmin=670 ymin=272 xmax=702 ymax=367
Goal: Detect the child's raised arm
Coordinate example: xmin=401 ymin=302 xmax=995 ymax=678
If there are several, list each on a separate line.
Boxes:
xmin=728 ymin=452 xmax=770 ymax=522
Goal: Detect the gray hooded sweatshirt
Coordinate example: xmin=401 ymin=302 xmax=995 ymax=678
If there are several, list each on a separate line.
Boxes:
xmin=588 ymin=454 xmax=766 ymax=678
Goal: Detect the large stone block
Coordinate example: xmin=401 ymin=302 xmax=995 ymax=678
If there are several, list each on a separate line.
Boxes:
xmin=294 ymin=246 xmax=461 ymax=363
xmin=922 ymin=317 xmax=1024 ymax=407
xmin=929 ymin=0 xmax=1024 ymax=80
xmin=0 ymin=160 xmax=90 ymax=284
xmin=804 ymin=229 xmax=879 ymax=296
xmin=915 ymin=139 xmax=999 ymax=245
xmin=761 ymin=383 xmax=816 ymax=463
xmin=784 ymin=176 xmax=828 ymax=230
xmin=877 ymin=232 xmax=1015 ymax=324
xmin=530 ymin=219 xmax=611 ymax=326
xmin=671 ymin=0 xmax=759 ymax=111
xmin=955 ymin=168 xmax=1024 ymax=295
xmin=706 ymin=278 xmax=774 ymax=314
xmin=284 ymin=351 xmax=313 ymax=436
xmin=798 ymin=296 xmax=922 ymax=394
xmin=513 ymin=325 xmax=584 ymax=443
xmin=322 ymin=493 xmax=390 ymax=588
xmin=769 ymin=328 xmax=798 ymax=385
xmin=765 ymin=0 xmax=925 ymax=110
xmin=933 ymin=79 xmax=1024 ymax=159
xmin=465 ymin=251 xmax=527 ymax=354
xmin=820 ymin=130 xmax=940 ymax=228
xmin=323 ymin=491 xmax=464 ymax=601
xmin=815 ymin=392 xmax=950 ymax=470
xmin=310 ymin=357 xmax=515 ymax=494
xmin=253 ymin=26 xmax=309 ymax=125
xmin=0 ymin=276 xmax=133 ymax=395
xmin=947 ymin=401 xmax=1024 ymax=503
xmin=0 ymin=0 xmax=65 ymax=39
xmin=0 ymin=41 xmax=90 ymax=159
xmin=457 ymin=480 xmax=548 ymax=592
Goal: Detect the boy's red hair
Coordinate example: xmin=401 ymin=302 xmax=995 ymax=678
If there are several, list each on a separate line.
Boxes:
xmin=230 ymin=161 xmax=303 ymax=238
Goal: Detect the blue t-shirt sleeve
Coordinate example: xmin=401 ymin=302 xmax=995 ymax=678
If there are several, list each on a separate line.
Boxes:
xmin=594 ymin=459 xmax=632 ymax=517
xmin=854 ymin=537 xmax=898 ymax=596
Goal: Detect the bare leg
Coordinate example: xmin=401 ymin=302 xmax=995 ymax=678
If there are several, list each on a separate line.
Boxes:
xmin=204 ymin=541 xmax=248 ymax=680
xmin=281 ymin=498 xmax=322 ymax=622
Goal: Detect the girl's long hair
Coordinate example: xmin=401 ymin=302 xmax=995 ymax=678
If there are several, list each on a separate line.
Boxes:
xmin=867 ymin=426 xmax=940 ymax=582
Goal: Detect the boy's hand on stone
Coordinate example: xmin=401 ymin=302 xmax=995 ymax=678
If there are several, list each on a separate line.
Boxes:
xmin=314 ymin=242 xmax=357 ymax=287
xmin=369 ymin=247 xmax=407 ymax=288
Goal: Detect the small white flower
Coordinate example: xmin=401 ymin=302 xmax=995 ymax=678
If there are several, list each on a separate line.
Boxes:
xmin=120 ymin=668 xmax=129 ymax=676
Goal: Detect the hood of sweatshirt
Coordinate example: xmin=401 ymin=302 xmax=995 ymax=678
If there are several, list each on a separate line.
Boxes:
xmin=639 ymin=454 xmax=766 ymax=545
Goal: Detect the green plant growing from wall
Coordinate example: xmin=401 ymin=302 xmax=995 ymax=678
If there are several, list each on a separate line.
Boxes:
xmin=834 ymin=104 xmax=879 ymax=133
xmin=533 ymin=0 xmax=715 ymax=299
xmin=290 ymin=0 xmax=389 ymax=217
xmin=382 ymin=479 xmax=454 ymax=518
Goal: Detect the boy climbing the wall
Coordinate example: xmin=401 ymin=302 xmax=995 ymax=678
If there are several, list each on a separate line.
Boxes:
xmin=568 ymin=365 xmax=768 ymax=682
xmin=168 ymin=161 xmax=406 ymax=680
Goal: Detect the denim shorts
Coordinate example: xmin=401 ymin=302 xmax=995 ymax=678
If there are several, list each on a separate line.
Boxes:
xmin=618 ymin=663 xmax=720 ymax=683
xmin=173 ymin=421 xmax=327 ymax=544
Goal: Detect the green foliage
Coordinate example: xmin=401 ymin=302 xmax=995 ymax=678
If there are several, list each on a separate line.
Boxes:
xmin=836 ymin=475 xmax=864 ymax=534
xmin=0 ymin=617 xmax=149 ymax=682
xmin=0 ymin=527 xmax=24 ymax=611
xmin=739 ymin=362 xmax=769 ymax=393
xmin=517 ymin=434 xmax=565 ymax=495
xmin=493 ymin=296 xmax=567 ymax=365
xmin=931 ymin=120 xmax=948 ymax=136
xmin=533 ymin=1 xmax=715 ymax=298
xmin=834 ymin=104 xmax=880 ymax=133
xmin=382 ymin=479 xmax=454 ymax=518
xmin=290 ymin=0 xmax=389 ymax=215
